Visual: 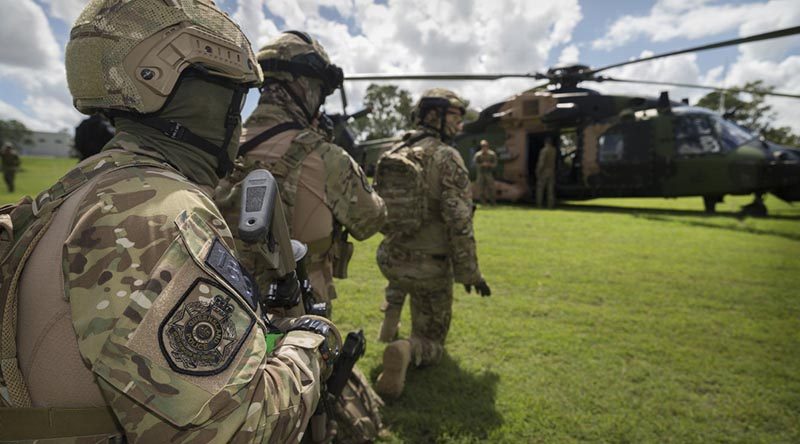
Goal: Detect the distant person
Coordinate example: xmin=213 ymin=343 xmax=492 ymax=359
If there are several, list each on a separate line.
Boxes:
xmin=74 ymin=113 xmax=115 ymax=160
xmin=373 ymin=88 xmax=491 ymax=399
xmin=536 ymin=137 xmax=557 ymax=208
xmin=1 ymin=142 xmax=21 ymax=192
xmin=472 ymin=139 xmax=498 ymax=205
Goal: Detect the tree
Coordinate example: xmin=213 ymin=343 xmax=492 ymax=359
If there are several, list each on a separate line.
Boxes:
xmin=352 ymin=84 xmax=413 ymax=140
xmin=0 ymin=119 xmax=31 ymax=146
xmin=695 ymin=81 xmax=800 ymax=146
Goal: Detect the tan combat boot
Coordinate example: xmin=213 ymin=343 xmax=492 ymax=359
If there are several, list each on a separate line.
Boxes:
xmin=375 ymin=339 xmax=412 ymax=399
xmin=378 ymin=307 xmax=401 ymax=343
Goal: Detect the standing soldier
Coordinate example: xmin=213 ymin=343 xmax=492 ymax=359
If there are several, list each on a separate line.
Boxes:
xmin=216 ymin=31 xmax=387 ymax=443
xmin=1 ymin=142 xmax=21 ymax=192
xmin=374 ymin=88 xmax=491 ymax=399
xmin=1 ymin=1 xmax=340 ymax=442
xmin=536 ymin=137 xmax=558 ymax=208
xmin=229 ymin=31 xmax=386 ymax=314
xmin=472 ymin=139 xmax=498 ymax=205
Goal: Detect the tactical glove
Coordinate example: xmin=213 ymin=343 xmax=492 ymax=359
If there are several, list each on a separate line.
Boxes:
xmin=463 ymin=279 xmax=491 ymax=297
xmin=288 ymin=316 xmax=342 ymax=367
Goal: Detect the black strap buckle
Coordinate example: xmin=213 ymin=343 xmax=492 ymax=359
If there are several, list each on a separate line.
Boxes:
xmin=165 ymin=121 xmax=186 ymax=140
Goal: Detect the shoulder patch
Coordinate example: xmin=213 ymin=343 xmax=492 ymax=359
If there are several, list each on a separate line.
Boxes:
xmin=159 ymin=278 xmax=255 ymax=376
xmin=440 ymin=149 xmax=471 ymax=190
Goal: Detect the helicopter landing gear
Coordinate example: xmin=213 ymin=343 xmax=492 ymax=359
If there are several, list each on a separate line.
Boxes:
xmin=702 ymin=195 xmax=724 ymax=213
xmin=741 ymin=193 xmax=768 ymax=217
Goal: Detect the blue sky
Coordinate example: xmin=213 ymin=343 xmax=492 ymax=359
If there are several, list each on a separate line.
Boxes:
xmin=0 ymin=0 xmax=798 ymax=133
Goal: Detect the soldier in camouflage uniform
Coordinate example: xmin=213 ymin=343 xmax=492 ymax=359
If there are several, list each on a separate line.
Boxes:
xmin=374 ymin=89 xmax=491 ymax=399
xmin=224 ymin=31 xmax=386 ymax=314
xmin=472 ymin=139 xmax=498 ymax=205
xmin=1 ymin=1 xmax=340 ymax=442
xmin=215 ymin=31 xmax=386 ymax=443
xmin=536 ymin=137 xmax=557 ymax=208
xmin=1 ymin=142 xmax=21 ymax=193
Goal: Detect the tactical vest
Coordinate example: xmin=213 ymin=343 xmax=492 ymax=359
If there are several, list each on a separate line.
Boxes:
xmin=0 ymin=150 xmax=173 ymax=441
xmin=240 ymin=124 xmax=333 ymax=256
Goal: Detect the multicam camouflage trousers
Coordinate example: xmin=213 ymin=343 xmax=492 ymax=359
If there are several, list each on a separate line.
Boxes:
xmin=476 ymin=171 xmax=495 ymax=205
xmin=536 ymin=173 xmax=555 ymax=208
xmin=377 ymin=241 xmax=453 ymax=366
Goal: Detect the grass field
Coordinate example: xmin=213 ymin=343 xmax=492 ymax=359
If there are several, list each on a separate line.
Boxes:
xmin=4 ymin=157 xmax=800 ymax=443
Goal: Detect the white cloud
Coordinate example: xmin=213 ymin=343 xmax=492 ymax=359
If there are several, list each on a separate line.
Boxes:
xmin=592 ymin=0 xmax=800 ymax=53
xmin=0 ymin=0 xmax=61 ymax=70
xmin=0 ymin=0 xmax=79 ymax=132
xmin=40 ymin=0 xmax=86 ymax=25
xmin=233 ymin=0 xmax=583 ymax=114
xmin=557 ymin=45 xmax=580 ymax=67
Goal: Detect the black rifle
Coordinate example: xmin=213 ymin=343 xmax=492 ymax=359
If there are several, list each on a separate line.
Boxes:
xmin=326 ymin=330 xmax=366 ymax=399
xmin=309 ymin=330 xmax=367 ymax=442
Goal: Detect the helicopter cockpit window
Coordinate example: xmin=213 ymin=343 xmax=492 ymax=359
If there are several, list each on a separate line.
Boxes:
xmin=675 ymin=115 xmax=722 ymax=155
xmin=598 ymin=133 xmax=624 ymax=162
xmin=712 ymin=115 xmax=755 ymax=151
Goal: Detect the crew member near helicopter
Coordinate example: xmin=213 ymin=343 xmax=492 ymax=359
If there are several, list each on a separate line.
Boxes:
xmin=472 ymin=139 xmax=498 ymax=205
xmin=536 ymin=137 xmax=557 ymax=208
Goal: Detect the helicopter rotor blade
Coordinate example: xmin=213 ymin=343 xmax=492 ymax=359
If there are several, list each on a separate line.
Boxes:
xmin=594 ymin=76 xmax=800 ymax=100
xmin=591 ymin=25 xmax=800 ymax=74
xmin=345 ymin=73 xmax=547 ymax=81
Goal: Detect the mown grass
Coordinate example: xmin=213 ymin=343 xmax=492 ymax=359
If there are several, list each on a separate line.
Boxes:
xmin=4 ymin=158 xmax=800 ymax=443
xmin=0 ymin=156 xmax=78 ymax=204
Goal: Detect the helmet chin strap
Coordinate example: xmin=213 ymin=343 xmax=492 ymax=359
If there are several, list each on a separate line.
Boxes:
xmin=115 ymin=69 xmax=246 ymax=178
xmin=419 ymin=107 xmax=449 ymax=141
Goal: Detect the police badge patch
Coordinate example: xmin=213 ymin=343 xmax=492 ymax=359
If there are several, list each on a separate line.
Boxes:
xmin=159 ymin=278 xmax=255 ymax=376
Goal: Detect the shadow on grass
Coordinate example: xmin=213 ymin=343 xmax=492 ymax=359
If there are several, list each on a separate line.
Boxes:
xmin=556 ymin=202 xmax=800 ymax=221
xmin=373 ymin=352 xmax=503 ymax=442
xmin=633 ymin=214 xmax=800 ymax=242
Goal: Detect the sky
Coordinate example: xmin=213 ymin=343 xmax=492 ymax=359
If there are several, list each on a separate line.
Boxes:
xmin=0 ymin=0 xmax=799 ymax=135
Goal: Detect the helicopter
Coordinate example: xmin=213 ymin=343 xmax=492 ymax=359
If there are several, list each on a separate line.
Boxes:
xmin=344 ymin=26 xmax=800 ymax=216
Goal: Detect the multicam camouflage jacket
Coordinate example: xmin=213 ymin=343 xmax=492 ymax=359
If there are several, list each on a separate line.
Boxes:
xmin=381 ymin=131 xmax=482 ymax=284
xmin=19 ymin=133 xmax=329 ymax=442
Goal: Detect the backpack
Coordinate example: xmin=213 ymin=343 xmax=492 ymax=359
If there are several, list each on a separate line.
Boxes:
xmin=373 ymin=134 xmax=431 ymax=235
xmin=332 ymin=367 xmax=385 ymax=444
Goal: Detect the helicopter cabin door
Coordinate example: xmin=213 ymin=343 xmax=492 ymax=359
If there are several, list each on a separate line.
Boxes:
xmin=526 ymin=132 xmax=560 ymax=193
xmin=589 ymin=120 xmax=656 ymax=196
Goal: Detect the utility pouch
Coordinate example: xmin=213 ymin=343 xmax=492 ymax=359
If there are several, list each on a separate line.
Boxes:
xmin=331 ymin=234 xmax=353 ymax=279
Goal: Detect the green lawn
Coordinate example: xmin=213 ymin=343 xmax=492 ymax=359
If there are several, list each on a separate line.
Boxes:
xmin=4 ymin=158 xmax=800 ymax=443
xmin=0 ymin=156 xmax=78 ymax=204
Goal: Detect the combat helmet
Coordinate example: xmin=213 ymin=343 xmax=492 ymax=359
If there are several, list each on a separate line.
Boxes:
xmin=65 ymin=0 xmax=263 ymax=176
xmin=257 ymin=31 xmax=344 ymax=98
xmin=413 ymin=88 xmax=468 ymax=139
xmin=66 ymin=0 xmax=262 ymax=114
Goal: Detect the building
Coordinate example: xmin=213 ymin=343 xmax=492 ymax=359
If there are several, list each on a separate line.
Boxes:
xmin=19 ymin=130 xmax=74 ymax=157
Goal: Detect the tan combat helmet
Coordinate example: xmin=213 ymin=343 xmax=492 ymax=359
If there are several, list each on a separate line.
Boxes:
xmin=65 ymin=0 xmax=263 ymax=115
xmin=256 ymin=31 xmax=344 ymax=99
xmin=413 ymin=88 xmax=468 ymax=139
xmin=413 ymin=88 xmax=467 ymax=121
